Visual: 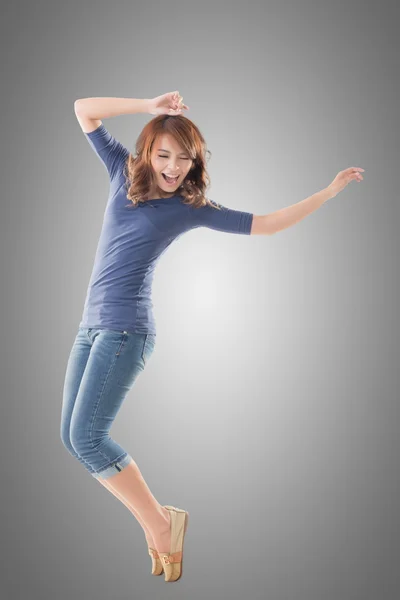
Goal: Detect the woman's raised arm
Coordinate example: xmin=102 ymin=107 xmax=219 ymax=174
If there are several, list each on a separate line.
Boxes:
xmin=74 ymin=97 xmax=151 ymax=122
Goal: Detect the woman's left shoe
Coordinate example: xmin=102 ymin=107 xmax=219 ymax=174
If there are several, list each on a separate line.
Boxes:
xmin=157 ymin=505 xmax=189 ymax=583
xmin=148 ymin=547 xmax=164 ymax=576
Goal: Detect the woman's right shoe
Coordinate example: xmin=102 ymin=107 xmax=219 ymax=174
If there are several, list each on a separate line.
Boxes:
xmin=157 ymin=505 xmax=189 ymax=583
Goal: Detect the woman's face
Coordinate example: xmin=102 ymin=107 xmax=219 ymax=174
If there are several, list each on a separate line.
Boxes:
xmin=149 ymin=133 xmax=193 ymax=197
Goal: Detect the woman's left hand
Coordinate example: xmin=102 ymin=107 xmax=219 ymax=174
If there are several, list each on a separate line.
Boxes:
xmin=328 ymin=167 xmax=365 ymax=197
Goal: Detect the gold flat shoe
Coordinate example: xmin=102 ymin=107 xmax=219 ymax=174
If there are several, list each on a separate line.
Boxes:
xmin=148 ymin=547 xmax=163 ymax=576
xmin=157 ymin=505 xmax=189 ymax=583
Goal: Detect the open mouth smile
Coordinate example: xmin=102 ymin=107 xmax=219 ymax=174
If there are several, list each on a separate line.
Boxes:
xmin=162 ymin=174 xmax=180 ymax=184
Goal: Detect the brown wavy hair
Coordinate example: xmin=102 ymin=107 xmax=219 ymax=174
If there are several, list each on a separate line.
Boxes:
xmin=122 ymin=114 xmax=221 ymax=211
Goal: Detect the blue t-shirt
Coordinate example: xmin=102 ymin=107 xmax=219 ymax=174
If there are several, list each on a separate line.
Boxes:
xmin=78 ymin=123 xmax=254 ymax=335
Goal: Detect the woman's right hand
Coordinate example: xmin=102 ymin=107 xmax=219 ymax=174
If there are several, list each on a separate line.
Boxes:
xmin=147 ymin=91 xmax=189 ymax=116
xmin=328 ymin=167 xmax=365 ymax=197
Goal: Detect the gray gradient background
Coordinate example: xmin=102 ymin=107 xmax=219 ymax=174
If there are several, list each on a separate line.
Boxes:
xmin=1 ymin=0 xmax=399 ymax=598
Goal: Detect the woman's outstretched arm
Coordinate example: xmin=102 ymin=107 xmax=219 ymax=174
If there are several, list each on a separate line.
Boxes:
xmin=251 ymin=187 xmax=332 ymax=235
xmin=251 ymin=167 xmax=365 ymax=235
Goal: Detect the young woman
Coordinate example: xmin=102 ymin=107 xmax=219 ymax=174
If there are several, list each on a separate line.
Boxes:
xmin=60 ymin=91 xmax=364 ymax=583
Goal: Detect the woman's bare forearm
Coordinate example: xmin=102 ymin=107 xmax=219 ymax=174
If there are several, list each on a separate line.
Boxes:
xmin=261 ymin=187 xmax=334 ymax=235
xmin=74 ymin=97 xmax=150 ymax=118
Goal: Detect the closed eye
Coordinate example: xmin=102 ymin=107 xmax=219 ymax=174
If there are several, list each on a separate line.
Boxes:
xmin=158 ymin=155 xmax=189 ymax=160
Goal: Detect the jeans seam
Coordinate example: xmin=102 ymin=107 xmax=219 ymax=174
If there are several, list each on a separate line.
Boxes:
xmin=141 ymin=334 xmax=148 ymax=363
xmin=88 ymin=349 xmax=120 ymax=466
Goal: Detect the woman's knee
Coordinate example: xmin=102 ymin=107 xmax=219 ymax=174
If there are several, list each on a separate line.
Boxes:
xmin=60 ymin=420 xmax=89 ymax=457
xmin=69 ymin=424 xmax=98 ymax=457
xmin=60 ymin=419 xmax=72 ymax=449
xmin=60 ymin=426 xmax=78 ymax=458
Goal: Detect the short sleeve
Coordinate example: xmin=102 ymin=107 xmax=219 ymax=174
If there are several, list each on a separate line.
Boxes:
xmin=189 ymin=199 xmax=253 ymax=235
xmin=84 ymin=123 xmax=130 ymax=182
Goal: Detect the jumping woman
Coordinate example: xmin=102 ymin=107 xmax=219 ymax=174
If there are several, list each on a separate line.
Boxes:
xmin=60 ymin=91 xmax=364 ymax=583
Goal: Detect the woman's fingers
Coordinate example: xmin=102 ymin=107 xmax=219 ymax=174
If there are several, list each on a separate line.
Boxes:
xmin=172 ymin=103 xmax=189 ymax=113
xmin=173 ymin=93 xmax=188 ymax=110
xmin=348 ymin=167 xmax=365 ymax=182
xmin=344 ymin=167 xmax=364 ymax=174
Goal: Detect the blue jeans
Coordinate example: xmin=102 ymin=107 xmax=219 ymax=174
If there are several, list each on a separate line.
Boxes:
xmin=60 ymin=327 xmax=156 ymax=479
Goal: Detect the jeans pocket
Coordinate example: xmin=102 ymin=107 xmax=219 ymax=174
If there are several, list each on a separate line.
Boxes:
xmin=141 ymin=334 xmax=156 ymax=366
xmin=115 ymin=331 xmax=128 ymax=356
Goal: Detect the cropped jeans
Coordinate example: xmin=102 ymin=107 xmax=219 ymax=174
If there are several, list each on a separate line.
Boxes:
xmin=60 ymin=327 xmax=156 ymax=479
